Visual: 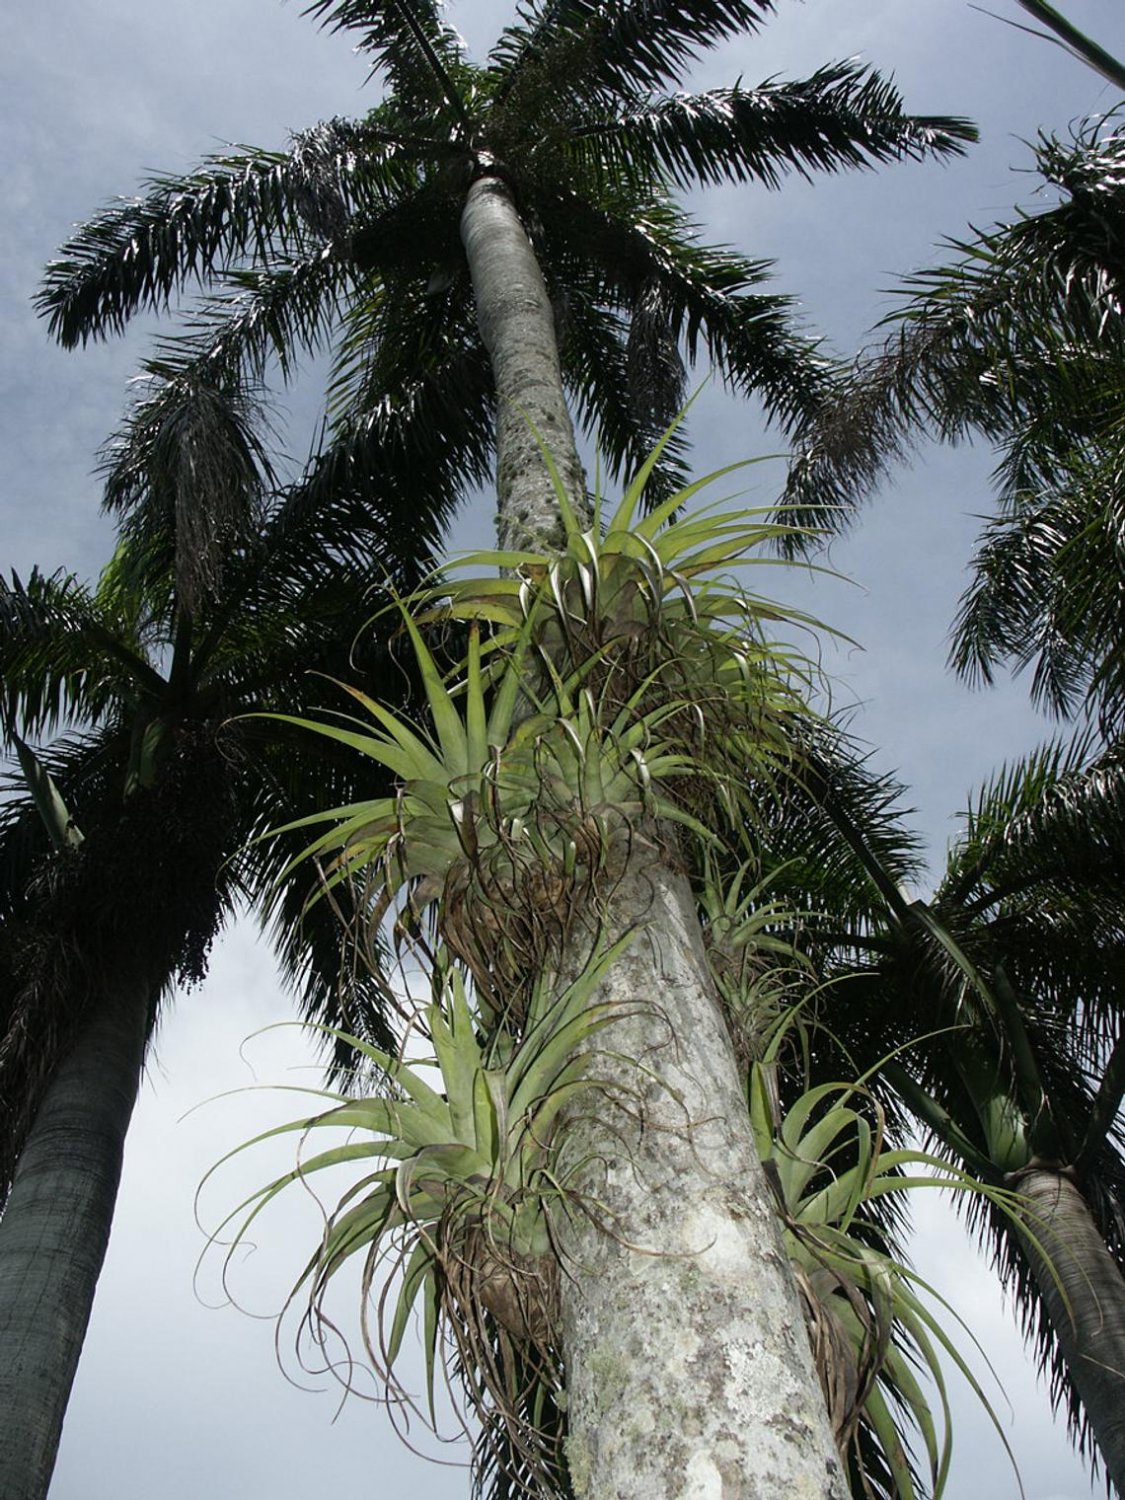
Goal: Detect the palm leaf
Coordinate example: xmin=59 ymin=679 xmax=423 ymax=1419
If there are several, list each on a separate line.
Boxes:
xmin=36 ymin=119 xmax=415 ymax=347
xmin=491 ymin=0 xmax=776 ymax=112
xmin=573 ymin=64 xmax=974 ymax=193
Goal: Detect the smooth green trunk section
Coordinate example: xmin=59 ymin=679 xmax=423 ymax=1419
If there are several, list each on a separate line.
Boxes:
xmin=460 ymin=173 xmax=587 ymax=554
xmin=1017 ymin=1168 xmax=1125 ymax=1495
xmin=0 ymin=977 xmax=149 ymax=1500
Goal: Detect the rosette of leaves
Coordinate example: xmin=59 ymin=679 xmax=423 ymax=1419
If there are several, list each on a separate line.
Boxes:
xmin=267 ymin=446 xmax=827 ymax=1026
xmin=749 ymin=1049 xmax=1021 ymax=1500
xmin=697 ymin=850 xmax=817 ymax=1070
xmin=438 ymin=433 xmax=827 ymax=830
xmin=211 ymin=943 xmax=629 ymax=1491
xmin=265 ymin=597 xmax=702 ymax=1027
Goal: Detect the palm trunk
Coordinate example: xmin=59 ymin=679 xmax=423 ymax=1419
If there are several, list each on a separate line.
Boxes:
xmin=1016 ymin=1168 xmax=1125 ymax=1494
xmin=460 ymin=172 xmax=587 ymax=554
xmin=459 ymin=177 xmax=846 ymax=1497
xmin=556 ymin=846 xmax=847 ymax=1498
xmin=0 ymin=975 xmax=150 ymax=1500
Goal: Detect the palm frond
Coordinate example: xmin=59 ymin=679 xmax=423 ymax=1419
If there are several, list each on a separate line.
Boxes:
xmin=0 ymin=570 xmax=163 ymax=740
xmin=779 ymin=122 xmax=1125 ymax=552
xmin=941 ymin=739 xmax=1125 ymax=913
xmin=556 ymin=288 xmax=691 ymax=500
xmin=302 ymin=0 xmax=469 ymax=115
xmin=572 ymin=63 xmax=975 ymax=194
xmin=951 ymin=450 xmax=1125 ymax=724
xmin=491 ymin=0 xmax=776 ymax=113
xmin=99 ymin=364 xmax=276 ymax=614
xmin=293 ymin=344 xmax=494 ymax=563
xmin=538 ymin=187 xmax=841 ymax=432
xmin=36 ymin=119 xmax=415 ymax=347
xmin=147 ymin=249 xmax=353 ymax=391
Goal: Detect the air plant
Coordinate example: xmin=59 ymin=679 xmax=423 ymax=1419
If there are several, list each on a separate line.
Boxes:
xmin=208 ymin=941 xmax=632 ymax=1492
xmin=262 ymin=438 xmax=830 ymax=1021
xmin=749 ymin=1036 xmax=1025 ymax=1500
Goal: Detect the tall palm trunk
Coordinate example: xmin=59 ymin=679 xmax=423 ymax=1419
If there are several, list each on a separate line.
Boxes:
xmin=460 ymin=173 xmax=587 ymax=553
xmin=459 ymin=176 xmax=847 ymax=1497
xmin=1017 ymin=1168 xmax=1125 ymax=1494
xmin=0 ymin=974 xmax=150 ymax=1500
xmin=556 ymin=847 xmax=847 ymax=1498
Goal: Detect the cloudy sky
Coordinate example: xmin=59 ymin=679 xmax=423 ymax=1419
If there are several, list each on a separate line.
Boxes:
xmin=3 ymin=1 xmax=1123 ymax=1496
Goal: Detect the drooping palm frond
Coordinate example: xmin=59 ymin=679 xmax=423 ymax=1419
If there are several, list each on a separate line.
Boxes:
xmin=950 ymin=443 xmax=1125 ymax=725
xmin=36 ymin=118 xmax=418 ymax=347
xmin=556 ymin=289 xmax=691 ymax=500
xmin=537 ymin=187 xmax=841 ymax=431
xmin=571 ymin=63 xmax=975 ymax=193
xmin=99 ymin=363 xmax=277 ymax=614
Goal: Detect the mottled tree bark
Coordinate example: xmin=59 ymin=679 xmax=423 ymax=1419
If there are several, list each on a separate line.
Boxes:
xmin=460 ymin=173 xmax=587 ymax=554
xmin=555 ymin=843 xmax=847 ymax=1500
xmin=1017 ymin=1168 xmax=1125 ymax=1495
xmin=0 ymin=977 xmax=150 ymax=1500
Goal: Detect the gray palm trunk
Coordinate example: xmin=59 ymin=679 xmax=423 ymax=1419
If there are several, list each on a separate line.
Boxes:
xmin=459 ymin=173 xmax=846 ymax=1498
xmin=0 ymin=975 xmax=150 ymax=1500
xmin=460 ymin=174 xmax=588 ymax=555
xmin=1016 ymin=1167 xmax=1125 ymax=1495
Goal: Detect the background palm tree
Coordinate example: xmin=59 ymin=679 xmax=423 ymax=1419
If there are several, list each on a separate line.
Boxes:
xmin=759 ymin=738 xmax=1125 ymax=1490
xmin=782 ymin=120 xmax=1125 ymax=738
xmin=0 ymin=363 xmax=431 ymax=1500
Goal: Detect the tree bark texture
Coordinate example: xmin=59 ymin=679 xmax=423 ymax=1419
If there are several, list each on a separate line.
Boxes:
xmin=555 ymin=845 xmax=848 ymax=1500
xmin=0 ymin=976 xmax=150 ymax=1500
xmin=460 ymin=173 xmax=587 ymax=555
xmin=1017 ymin=1168 xmax=1125 ymax=1495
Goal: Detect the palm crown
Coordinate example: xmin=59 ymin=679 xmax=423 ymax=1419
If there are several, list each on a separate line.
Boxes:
xmin=37 ymin=0 xmax=975 ymax=544
xmin=0 ymin=369 xmax=433 ymax=1200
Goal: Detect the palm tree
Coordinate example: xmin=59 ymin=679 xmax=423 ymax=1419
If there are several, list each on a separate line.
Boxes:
xmin=36 ymin=0 xmax=976 ymax=554
xmin=217 ymin=492 xmax=1012 ymax=1500
xmin=0 ymin=365 xmax=432 ymax=1500
xmin=782 ymin=120 xmax=1125 ymax=736
xmin=32 ymin=5 xmax=979 ymax=1492
xmin=762 ymin=738 xmax=1125 ymax=1491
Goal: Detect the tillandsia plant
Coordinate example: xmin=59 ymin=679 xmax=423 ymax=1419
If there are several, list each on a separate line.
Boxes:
xmin=265 ymin=443 xmax=829 ymax=1028
xmin=748 ymin=1037 xmax=1024 ymax=1500
xmin=208 ymin=946 xmax=631 ymax=1493
xmin=225 ymin=449 xmax=870 ymax=1495
xmin=264 ymin=599 xmax=701 ymax=1030
xmin=697 ymin=849 xmax=816 ymax=1071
